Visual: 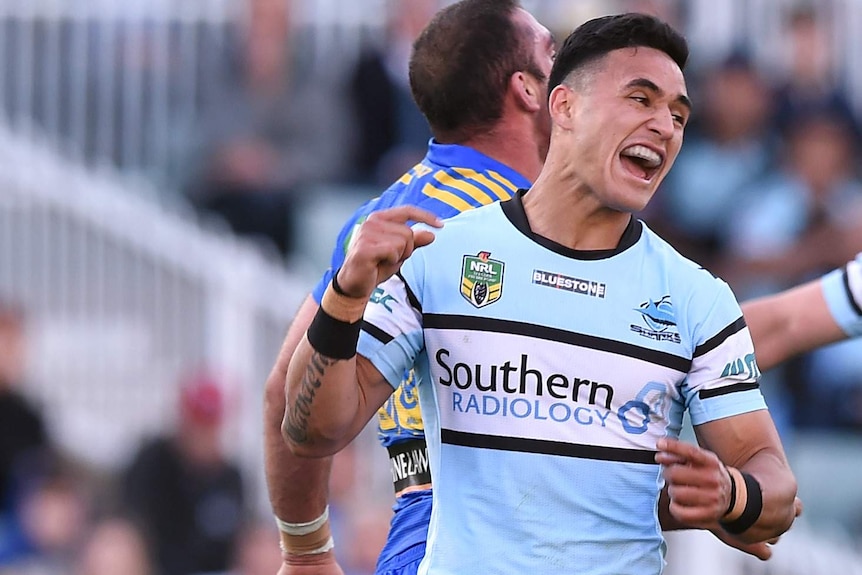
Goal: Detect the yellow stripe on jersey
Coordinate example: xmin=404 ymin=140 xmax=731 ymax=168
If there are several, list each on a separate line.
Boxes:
xmin=485 ymin=169 xmax=523 ymax=193
xmin=377 ymin=371 xmax=424 ymax=437
xmin=399 ymin=163 xmax=433 ymax=186
xmin=432 ymin=171 xmax=497 ymax=206
xmin=422 ymin=182 xmax=475 ymax=213
xmin=452 ymin=168 xmax=516 ymax=201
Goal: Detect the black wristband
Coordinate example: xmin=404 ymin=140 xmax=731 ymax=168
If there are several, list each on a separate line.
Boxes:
xmin=720 ymin=472 xmax=763 ymax=534
xmin=331 ymin=268 xmax=351 ymax=297
xmin=307 ymin=306 xmax=361 ymax=360
xmin=723 ymin=466 xmax=737 ymax=517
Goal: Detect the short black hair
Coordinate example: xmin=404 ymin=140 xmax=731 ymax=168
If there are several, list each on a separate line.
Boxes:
xmin=548 ymin=13 xmax=688 ymax=93
xmin=409 ymin=0 xmax=542 ymax=142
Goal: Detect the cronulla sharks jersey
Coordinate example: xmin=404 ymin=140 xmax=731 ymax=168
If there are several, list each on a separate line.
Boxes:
xmin=311 ymin=141 xmax=529 ymax=450
xmin=357 ymin=192 xmax=767 ymax=575
xmin=822 ymin=252 xmax=862 ymax=337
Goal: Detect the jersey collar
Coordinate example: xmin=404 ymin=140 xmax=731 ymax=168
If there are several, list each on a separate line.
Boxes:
xmin=425 ymin=139 xmax=532 ymax=189
xmin=500 ymin=190 xmax=643 ymax=260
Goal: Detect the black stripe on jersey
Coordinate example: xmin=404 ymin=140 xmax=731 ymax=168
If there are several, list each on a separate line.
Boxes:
xmin=441 ymin=429 xmax=657 ymax=464
xmin=693 ymin=316 xmax=747 ymax=358
xmin=423 ymin=314 xmax=690 ymax=372
xmin=842 ymin=266 xmax=862 ymax=316
xmin=698 ymin=381 xmax=760 ymax=400
xmin=396 ymin=271 xmax=422 ymax=313
xmin=362 ymin=321 xmax=394 ymax=344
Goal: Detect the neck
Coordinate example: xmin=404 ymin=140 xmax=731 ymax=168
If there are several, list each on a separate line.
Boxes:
xmin=460 ymin=124 xmax=545 ymax=184
xmin=523 ymin=155 xmax=632 ymax=251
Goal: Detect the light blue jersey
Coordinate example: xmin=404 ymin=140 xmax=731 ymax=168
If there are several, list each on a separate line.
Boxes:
xmin=821 ymin=252 xmax=862 ymax=337
xmin=358 ymin=192 xmax=767 ymax=575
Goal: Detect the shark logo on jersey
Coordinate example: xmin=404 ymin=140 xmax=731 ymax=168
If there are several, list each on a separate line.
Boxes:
xmin=631 ymin=295 xmax=681 ymax=343
xmin=461 ymin=251 xmax=504 ymax=308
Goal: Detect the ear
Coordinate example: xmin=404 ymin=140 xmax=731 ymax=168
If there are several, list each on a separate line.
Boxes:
xmin=509 ymin=71 xmax=543 ymax=113
xmin=548 ymin=83 xmax=576 ymax=130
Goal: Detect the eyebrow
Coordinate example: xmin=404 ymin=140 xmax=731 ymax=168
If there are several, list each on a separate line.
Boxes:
xmin=625 ymin=77 xmax=692 ymax=112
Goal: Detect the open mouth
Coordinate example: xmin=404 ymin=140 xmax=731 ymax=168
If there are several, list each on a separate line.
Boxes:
xmin=620 ymin=144 xmax=663 ymax=181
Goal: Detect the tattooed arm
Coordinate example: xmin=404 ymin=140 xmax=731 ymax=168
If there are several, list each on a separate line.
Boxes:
xmin=283 ymin=338 xmax=395 ymax=457
xmin=283 ymin=206 xmax=442 ymax=457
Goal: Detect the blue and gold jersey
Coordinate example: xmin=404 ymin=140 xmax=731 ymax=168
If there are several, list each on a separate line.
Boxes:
xmin=311 ymin=140 xmax=530 ymax=447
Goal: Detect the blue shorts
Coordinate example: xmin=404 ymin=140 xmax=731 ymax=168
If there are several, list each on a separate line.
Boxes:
xmin=375 ymin=541 xmax=425 ymax=575
xmin=374 ymin=490 xmax=432 ymax=575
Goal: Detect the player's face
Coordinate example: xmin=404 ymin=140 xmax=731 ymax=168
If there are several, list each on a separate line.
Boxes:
xmin=565 ymin=47 xmax=690 ymax=213
xmin=514 ymin=8 xmax=556 ymax=159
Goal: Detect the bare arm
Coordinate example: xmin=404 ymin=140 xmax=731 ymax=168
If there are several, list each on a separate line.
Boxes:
xmin=659 ymin=411 xmax=797 ymax=544
xmin=263 ymin=296 xmax=345 ymax=574
xmin=743 ymin=279 xmax=844 ymax=372
xmin=284 ymin=206 xmax=442 ymax=457
xmin=657 ymin=437 xmax=800 ymax=561
xmin=284 ymin=335 xmax=395 ymax=457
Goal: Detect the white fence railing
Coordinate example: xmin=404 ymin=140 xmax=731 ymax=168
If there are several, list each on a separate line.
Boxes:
xmin=0 ymin=125 xmax=313 ymax=509
xmin=0 ymin=0 xmax=388 ymax=192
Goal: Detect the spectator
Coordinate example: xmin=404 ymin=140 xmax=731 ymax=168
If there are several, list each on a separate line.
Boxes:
xmin=121 ymin=369 xmax=246 ymax=575
xmin=4 ymin=458 xmax=94 ymax=575
xmin=348 ymin=0 xmax=436 ymax=186
xmin=721 ymin=107 xmax=862 ymax=294
xmin=75 ymin=517 xmax=153 ymax=575
xmin=771 ymin=5 xmax=860 ymax=143
xmin=720 ymin=107 xmax=862 ymax=433
xmin=652 ymin=52 xmax=774 ymax=269
xmin=0 ymin=301 xmax=53 ymax=564
xmin=186 ymin=0 xmax=354 ymax=258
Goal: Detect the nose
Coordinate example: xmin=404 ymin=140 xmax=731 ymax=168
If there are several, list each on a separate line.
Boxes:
xmin=647 ymin=107 xmax=675 ymax=140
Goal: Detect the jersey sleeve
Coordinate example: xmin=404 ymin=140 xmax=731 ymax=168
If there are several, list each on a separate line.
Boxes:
xmin=683 ymin=281 xmax=767 ymax=426
xmin=821 ymin=253 xmax=862 ymax=337
xmin=357 ymin=245 xmax=427 ymax=389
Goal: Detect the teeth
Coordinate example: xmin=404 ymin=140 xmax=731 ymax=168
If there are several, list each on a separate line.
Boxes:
xmin=622 ymin=145 xmax=661 ymax=168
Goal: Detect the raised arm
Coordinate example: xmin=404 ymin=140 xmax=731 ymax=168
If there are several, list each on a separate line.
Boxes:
xmin=283 ymin=206 xmax=442 ymax=457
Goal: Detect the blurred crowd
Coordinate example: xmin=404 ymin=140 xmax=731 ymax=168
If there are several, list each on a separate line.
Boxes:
xmin=181 ymin=0 xmax=435 ymax=259
xmin=0 ymin=300 xmax=388 ymax=575
xmin=2 ymin=0 xmax=862 ymax=573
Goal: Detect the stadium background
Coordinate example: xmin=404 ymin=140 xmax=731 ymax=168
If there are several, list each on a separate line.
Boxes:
xmin=1 ymin=0 xmax=861 ymax=572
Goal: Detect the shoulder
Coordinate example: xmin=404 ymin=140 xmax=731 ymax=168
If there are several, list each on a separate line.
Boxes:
xmin=427 ymin=201 xmax=504 ymax=235
xmin=639 ymin=222 xmax=728 ymax=287
xmin=407 ymin=203 xmax=505 ymax=267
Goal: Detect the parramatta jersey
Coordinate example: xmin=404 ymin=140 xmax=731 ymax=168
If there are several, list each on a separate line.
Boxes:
xmin=311 ymin=141 xmax=529 ymax=450
xmin=357 ymin=192 xmax=767 ymax=575
xmin=821 ymin=252 xmax=862 ymax=337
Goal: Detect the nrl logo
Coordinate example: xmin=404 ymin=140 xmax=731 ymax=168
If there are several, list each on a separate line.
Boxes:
xmin=461 ymin=251 xmax=504 ymax=308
